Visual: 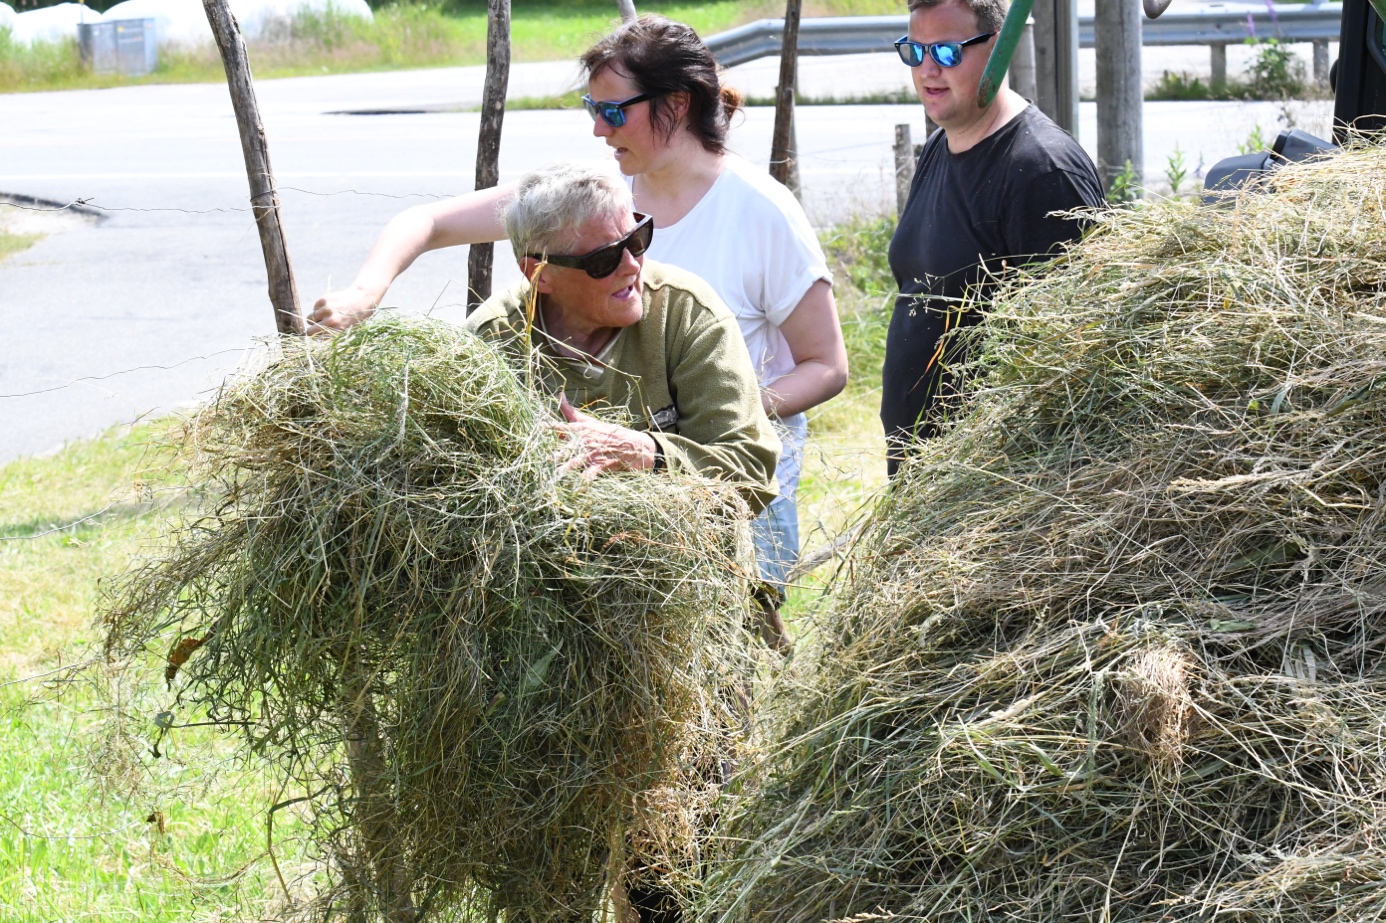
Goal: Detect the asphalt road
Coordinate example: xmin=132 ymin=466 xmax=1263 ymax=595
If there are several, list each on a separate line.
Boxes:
xmin=0 ymin=51 xmax=1333 ymax=464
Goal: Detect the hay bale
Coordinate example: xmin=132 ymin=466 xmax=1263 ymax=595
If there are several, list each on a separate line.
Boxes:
xmin=102 ymin=316 xmax=756 ymax=922
xmin=705 ymin=143 xmax=1386 ymax=923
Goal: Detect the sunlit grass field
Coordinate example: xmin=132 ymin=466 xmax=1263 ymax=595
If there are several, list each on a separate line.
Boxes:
xmin=0 ymin=216 xmax=895 ymax=918
xmin=0 ymin=0 xmax=905 ymax=94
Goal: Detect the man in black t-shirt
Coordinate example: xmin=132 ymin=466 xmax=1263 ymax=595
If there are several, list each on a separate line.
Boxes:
xmin=882 ymin=0 xmax=1105 ymax=476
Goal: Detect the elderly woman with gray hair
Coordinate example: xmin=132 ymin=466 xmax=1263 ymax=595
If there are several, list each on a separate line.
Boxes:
xmin=466 ymin=161 xmax=781 ymax=517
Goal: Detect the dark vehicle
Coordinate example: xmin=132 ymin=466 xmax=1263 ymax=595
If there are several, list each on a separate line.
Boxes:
xmin=1204 ymin=0 xmax=1386 ymax=195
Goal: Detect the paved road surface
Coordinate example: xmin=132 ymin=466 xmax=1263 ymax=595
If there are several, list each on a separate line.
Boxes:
xmin=0 ymin=49 xmax=1334 ymax=464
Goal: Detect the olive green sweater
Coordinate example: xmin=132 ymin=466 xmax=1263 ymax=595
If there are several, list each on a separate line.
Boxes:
xmin=465 ymin=261 xmax=780 ymax=514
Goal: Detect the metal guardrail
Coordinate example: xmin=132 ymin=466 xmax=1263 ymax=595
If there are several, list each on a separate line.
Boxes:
xmin=704 ymin=4 xmax=1342 ymax=68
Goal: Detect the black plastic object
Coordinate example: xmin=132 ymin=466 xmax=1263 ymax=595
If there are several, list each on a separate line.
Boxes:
xmin=1272 ymin=127 xmax=1339 ymax=162
xmin=1201 ymin=128 xmax=1338 ymax=203
xmin=1334 ymin=0 xmax=1386 ymax=140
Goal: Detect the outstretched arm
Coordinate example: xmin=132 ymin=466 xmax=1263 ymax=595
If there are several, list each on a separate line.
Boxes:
xmin=309 ymin=182 xmax=517 ymax=332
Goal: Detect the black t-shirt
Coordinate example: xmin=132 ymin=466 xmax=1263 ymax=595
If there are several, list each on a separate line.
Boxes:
xmin=882 ymin=105 xmax=1105 ymax=474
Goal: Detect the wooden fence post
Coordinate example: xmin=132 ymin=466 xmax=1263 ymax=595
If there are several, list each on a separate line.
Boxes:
xmin=1032 ymin=0 xmax=1079 ymax=137
xmin=466 ymin=0 xmax=511 ymax=312
xmin=769 ymin=0 xmax=803 ymax=197
xmin=893 ymin=123 xmax=913 ymax=217
xmin=202 ymin=0 xmax=303 ymax=337
xmin=1095 ymin=0 xmax=1144 ymax=194
xmin=616 ymin=0 xmax=637 ymax=22
xmin=1010 ymin=16 xmax=1037 ymax=102
xmin=200 ymin=4 xmax=416 ymax=917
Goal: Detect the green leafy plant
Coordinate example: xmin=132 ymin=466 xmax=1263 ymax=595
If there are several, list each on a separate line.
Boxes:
xmin=1164 ymin=144 xmax=1189 ymax=198
xmin=1147 ymin=70 xmax=1213 ymax=102
xmin=1109 ymin=160 xmax=1141 ymax=204
xmin=1237 ymin=123 xmax=1270 ymax=155
xmin=1243 ymin=38 xmax=1306 ymax=100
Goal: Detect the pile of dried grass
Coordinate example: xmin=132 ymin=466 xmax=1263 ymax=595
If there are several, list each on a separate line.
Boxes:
xmin=102 ymin=316 xmax=755 ymax=922
xmin=705 ymin=143 xmax=1386 ymax=922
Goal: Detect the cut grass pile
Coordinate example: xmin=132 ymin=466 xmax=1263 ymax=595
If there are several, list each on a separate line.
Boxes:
xmin=0 ymin=0 xmax=904 ymax=94
xmin=706 ymin=142 xmax=1386 ymax=923
xmin=0 ymin=216 xmax=893 ymax=920
xmin=101 ymin=316 xmax=759 ymax=921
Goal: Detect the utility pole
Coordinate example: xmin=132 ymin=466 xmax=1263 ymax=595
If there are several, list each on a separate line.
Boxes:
xmin=769 ymin=0 xmax=803 ymax=197
xmin=201 ymin=0 xmax=302 ymax=336
xmin=615 ymin=0 xmax=636 ymax=21
xmin=467 ymin=0 xmax=511 ymax=311
xmin=1095 ymin=0 xmax=1143 ymax=195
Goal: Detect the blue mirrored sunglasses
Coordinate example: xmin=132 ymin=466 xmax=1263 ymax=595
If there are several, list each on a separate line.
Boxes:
xmin=581 ymin=91 xmax=662 ymax=128
xmin=894 ymin=31 xmax=995 ymax=68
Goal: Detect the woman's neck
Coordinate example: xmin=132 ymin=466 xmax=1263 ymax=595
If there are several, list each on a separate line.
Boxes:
xmin=633 ymin=137 xmax=725 ymax=227
xmin=539 ymin=297 xmax=616 ymax=358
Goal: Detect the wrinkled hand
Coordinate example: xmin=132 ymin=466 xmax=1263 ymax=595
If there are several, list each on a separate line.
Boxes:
xmin=555 ymin=395 xmax=658 ymax=478
xmin=309 ymin=286 xmax=379 ymax=335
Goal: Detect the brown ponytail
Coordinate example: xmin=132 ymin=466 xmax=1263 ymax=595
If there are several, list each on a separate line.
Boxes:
xmin=581 ymin=15 xmax=737 ymax=155
xmin=720 ymin=85 xmax=744 ymax=123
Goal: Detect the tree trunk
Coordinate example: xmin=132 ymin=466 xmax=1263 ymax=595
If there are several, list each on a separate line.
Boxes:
xmin=201 ymin=0 xmax=303 ymax=337
xmin=769 ymin=0 xmax=803 ymax=197
xmin=616 ymin=0 xmax=637 ymax=22
xmin=467 ymin=0 xmax=511 ymax=312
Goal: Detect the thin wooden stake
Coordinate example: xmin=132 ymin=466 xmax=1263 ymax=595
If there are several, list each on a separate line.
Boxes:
xmin=1095 ymin=0 xmax=1144 ymax=194
xmin=467 ymin=0 xmax=511 ymax=312
xmin=201 ymin=0 xmax=303 ymax=337
xmin=615 ymin=0 xmax=637 ymax=22
xmin=769 ymin=0 xmax=802 ymax=197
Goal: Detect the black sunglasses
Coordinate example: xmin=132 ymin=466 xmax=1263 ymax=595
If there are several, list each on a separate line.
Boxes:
xmin=894 ymin=31 xmax=995 ymax=68
xmin=531 ymin=214 xmax=654 ymax=279
xmin=582 ymin=92 xmax=662 ymax=128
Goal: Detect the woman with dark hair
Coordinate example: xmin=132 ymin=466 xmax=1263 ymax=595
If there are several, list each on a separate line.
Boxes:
xmin=311 ymin=15 xmax=848 ymax=653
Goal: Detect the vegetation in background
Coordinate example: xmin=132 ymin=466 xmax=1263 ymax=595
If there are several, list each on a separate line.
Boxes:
xmin=1147 ymin=38 xmax=1315 ymax=101
xmin=0 ymin=424 xmax=294 ymax=921
xmin=1107 ymin=159 xmax=1140 ymax=203
xmin=0 ymin=0 xmax=904 ymax=94
xmin=0 ymin=229 xmax=42 ymax=262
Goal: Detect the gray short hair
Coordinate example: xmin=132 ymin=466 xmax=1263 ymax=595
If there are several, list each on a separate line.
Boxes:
xmin=504 ymin=162 xmax=634 ymax=257
xmin=907 ymin=0 xmax=1006 ymax=34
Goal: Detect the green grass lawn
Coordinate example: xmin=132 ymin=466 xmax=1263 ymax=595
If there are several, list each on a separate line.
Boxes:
xmin=0 ymin=425 xmax=308 ymax=921
xmin=0 ymin=215 xmax=894 ymax=917
xmin=0 ymin=0 xmax=905 ymax=94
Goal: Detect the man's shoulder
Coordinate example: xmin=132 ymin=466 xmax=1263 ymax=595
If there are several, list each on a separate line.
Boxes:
xmin=1000 ymin=106 xmax=1098 ymax=178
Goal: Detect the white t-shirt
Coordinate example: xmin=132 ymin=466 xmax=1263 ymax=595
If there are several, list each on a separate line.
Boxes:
xmin=630 ymin=154 xmax=832 ymax=497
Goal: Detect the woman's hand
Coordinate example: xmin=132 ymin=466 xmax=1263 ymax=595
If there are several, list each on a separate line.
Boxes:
xmin=555 ymin=396 xmax=658 ymax=477
xmin=309 ymin=285 xmax=380 ymax=334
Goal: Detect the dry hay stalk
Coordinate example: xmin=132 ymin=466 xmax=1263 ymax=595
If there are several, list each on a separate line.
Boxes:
xmin=704 ymin=142 xmax=1386 ymax=923
xmin=102 ymin=316 xmax=757 ymax=922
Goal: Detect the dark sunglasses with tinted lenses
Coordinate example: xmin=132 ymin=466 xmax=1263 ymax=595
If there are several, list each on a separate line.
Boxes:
xmin=532 ymin=214 xmax=654 ymax=278
xmin=894 ymin=31 xmax=995 ymax=68
xmin=581 ymin=92 xmax=662 ymax=128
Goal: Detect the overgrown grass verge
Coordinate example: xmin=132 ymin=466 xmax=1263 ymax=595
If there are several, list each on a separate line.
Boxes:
xmin=787 ymin=213 xmax=893 ymax=618
xmin=0 ymin=424 xmax=302 ymax=921
xmin=0 ymin=0 xmax=904 ymax=94
xmin=0 ymin=230 xmax=42 ymax=263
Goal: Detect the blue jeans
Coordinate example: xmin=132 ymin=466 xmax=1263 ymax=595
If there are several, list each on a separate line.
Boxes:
xmin=751 ymin=493 xmax=799 ymax=600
